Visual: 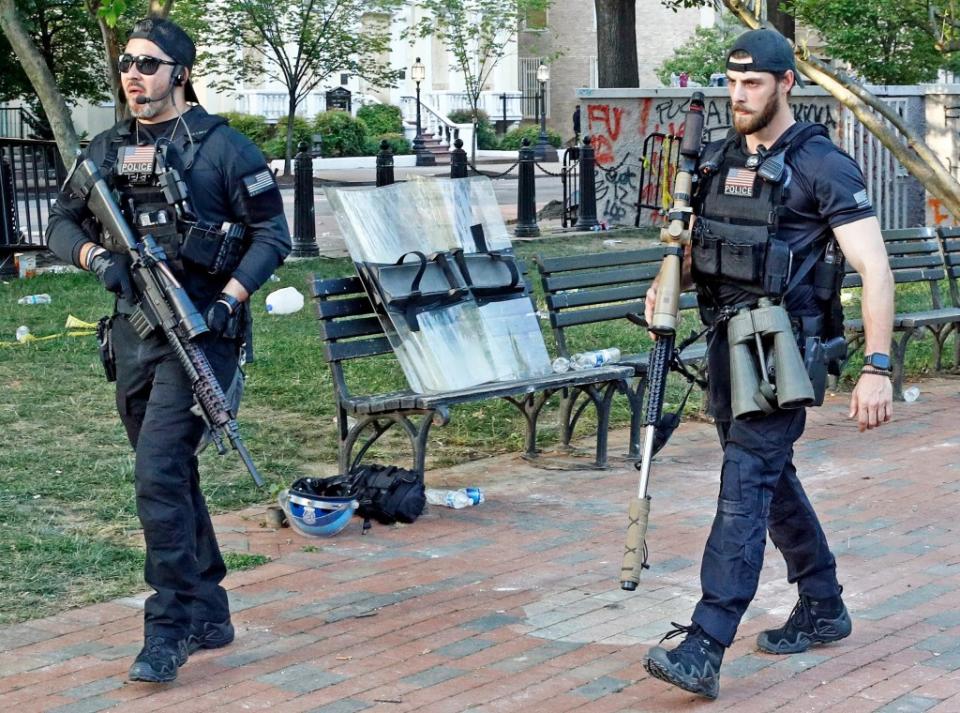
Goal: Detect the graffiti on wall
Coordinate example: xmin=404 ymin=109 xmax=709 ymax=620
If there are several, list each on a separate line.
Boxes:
xmin=585 ymin=93 xmax=845 ymax=226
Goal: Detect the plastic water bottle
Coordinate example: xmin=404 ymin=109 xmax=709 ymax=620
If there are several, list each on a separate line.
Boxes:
xmin=15 ymin=325 xmax=30 ymax=342
xmin=903 ymin=386 xmax=920 ymax=403
xmin=17 ymin=294 xmax=51 ymax=305
xmin=265 ymin=286 xmax=304 ymax=315
xmin=425 ymin=488 xmax=483 ymax=509
xmin=552 ymin=357 xmax=571 ymax=373
xmin=572 ymin=347 xmax=621 ymax=369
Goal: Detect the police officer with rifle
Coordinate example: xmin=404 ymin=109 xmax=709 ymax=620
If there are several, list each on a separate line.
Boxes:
xmin=46 ymin=18 xmax=291 ymax=683
xmin=637 ymin=30 xmax=894 ymax=700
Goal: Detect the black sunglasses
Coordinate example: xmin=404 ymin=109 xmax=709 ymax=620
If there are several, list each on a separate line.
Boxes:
xmin=118 ymin=53 xmax=177 ymax=75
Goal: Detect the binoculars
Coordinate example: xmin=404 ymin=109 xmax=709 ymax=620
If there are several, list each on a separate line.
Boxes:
xmin=728 ymin=298 xmax=815 ymax=419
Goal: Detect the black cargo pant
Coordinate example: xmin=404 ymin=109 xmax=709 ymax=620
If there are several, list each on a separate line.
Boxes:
xmin=112 ymin=314 xmax=236 ymax=641
xmin=691 ymin=324 xmax=841 ymax=647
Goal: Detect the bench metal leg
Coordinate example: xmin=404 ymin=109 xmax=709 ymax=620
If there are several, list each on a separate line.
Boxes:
xmin=558 ymin=376 xmax=645 ymax=461
xmin=338 ymin=410 xmax=437 ymax=476
xmin=504 ymin=392 xmax=551 ymax=459
xmin=891 ymin=329 xmax=915 ymax=401
xmin=621 ymin=376 xmax=646 ymax=461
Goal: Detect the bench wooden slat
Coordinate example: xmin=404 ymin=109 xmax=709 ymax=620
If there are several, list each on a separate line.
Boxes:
xmin=318 ymin=316 xmax=385 ymax=341
xmin=897 ymin=308 xmax=960 ymax=329
xmin=323 ymin=335 xmax=394 ymax=363
xmin=547 ymin=283 xmax=649 ymax=310
xmin=552 ymin=300 xmax=647 ymax=328
xmin=537 ymin=247 xmax=665 ymax=274
xmin=309 ymin=274 xmax=364 ymax=298
xmin=542 ymin=263 xmax=661 ymax=292
xmin=315 ymin=296 xmax=379 ymax=320
xmin=889 ymin=255 xmax=943 ymax=271
xmin=883 ymin=227 xmax=938 ymax=241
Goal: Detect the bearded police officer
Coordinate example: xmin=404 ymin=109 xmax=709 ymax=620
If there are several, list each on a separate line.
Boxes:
xmin=641 ymin=29 xmax=894 ymax=699
xmin=46 ymin=18 xmax=291 ymax=683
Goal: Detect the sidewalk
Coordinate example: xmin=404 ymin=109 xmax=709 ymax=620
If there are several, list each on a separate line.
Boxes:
xmin=3 ymin=378 xmax=960 ymax=712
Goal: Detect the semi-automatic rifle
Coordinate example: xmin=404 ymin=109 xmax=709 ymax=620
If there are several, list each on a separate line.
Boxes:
xmin=67 ymin=153 xmax=264 ymax=488
xmin=620 ymin=93 xmax=705 ymax=590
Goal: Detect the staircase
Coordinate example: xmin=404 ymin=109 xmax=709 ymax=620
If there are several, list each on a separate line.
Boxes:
xmin=418 ymin=132 xmax=450 ymax=164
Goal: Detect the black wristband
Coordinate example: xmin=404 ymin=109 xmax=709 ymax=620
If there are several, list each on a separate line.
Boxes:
xmin=861 ymin=366 xmax=891 ymax=378
xmin=216 ymin=292 xmax=242 ymax=314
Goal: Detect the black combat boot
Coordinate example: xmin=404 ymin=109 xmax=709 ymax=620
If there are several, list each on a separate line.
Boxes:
xmin=644 ymin=622 xmax=725 ymax=700
xmin=186 ymin=617 xmax=235 ymax=654
xmin=128 ymin=635 xmax=188 ymax=683
xmin=757 ymin=591 xmax=851 ymax=654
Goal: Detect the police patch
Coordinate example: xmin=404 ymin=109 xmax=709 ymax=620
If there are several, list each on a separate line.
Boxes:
xmin=117 ymin=145 xmax=156 ymax=180
xmin=243 ymin=169 xmax=276 ymax=197
xmin=724 ymin=167 xmax=756 ymax=197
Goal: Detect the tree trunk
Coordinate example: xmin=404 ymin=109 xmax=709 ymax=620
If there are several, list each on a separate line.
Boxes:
xmin=595 ymin=0 xmax=638 ymax=88
xmin=724 ymin=0 xmax=960 ymax=220
xmin=767 ymin=0 xmax=794 ymax=41
xmin=284 ymin=95 xmax=297 ymax=176
xmin=0 ymin=0 xmax=79 ymax=161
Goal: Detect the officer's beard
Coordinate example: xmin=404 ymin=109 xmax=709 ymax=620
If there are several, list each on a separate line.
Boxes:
xmin=129 ymin=95 xmax=170 ymax=120
xmin=733 ymin=89 xmax=780 ymax=136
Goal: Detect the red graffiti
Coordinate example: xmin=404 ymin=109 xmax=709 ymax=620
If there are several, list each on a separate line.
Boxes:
xmin=587 ymin=104 xmax=624 ymax=141
xmin=593 ymin=134 xmax=614 ymax=165
xmin=928 ymin=197 xmax=956 ymax=226
xmin=638 ymin=98 xmax=652 ymax=137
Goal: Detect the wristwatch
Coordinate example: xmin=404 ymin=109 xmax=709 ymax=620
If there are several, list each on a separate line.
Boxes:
xmin=863 ymin=353 xmax=891 ymax=370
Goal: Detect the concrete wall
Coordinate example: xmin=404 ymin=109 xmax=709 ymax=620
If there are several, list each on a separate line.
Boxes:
xmin=574 ymin=86 xmax=960 ymax=229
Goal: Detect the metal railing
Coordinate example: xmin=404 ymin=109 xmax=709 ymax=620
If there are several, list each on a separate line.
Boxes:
xmin=399 ymin=96 xmax=469 ymax=148
xmin=561 ymin=146 xmax=580 ymax=227
xmin=0 ymin=138 xmax=71 ymax=253
xmin=635 ymin=132 xmax=681 ymax=226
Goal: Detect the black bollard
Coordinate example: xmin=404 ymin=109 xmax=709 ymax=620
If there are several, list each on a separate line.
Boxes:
xmin=450 ymin=138 xmax=468 ymax=179
xmin=0 ymin=155 xmax=18 ymax=277
xmin=291 ymin=140 xmax=319 ymax=257
xmin=514 ymin=138 xmax=540 ymax=237
xmin=574 ymin=135 xmax=599 ymax=231
xmin=376 ymin=139 xmax=395 ymax=187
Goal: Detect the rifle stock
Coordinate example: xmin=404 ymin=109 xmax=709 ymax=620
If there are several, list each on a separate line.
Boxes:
xmin=620 ymin=93 xmax=705 ymax=590
xmin=69 ymin=156 xmax=265 ymax=488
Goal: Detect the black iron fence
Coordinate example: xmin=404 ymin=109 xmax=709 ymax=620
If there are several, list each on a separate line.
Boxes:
xmin=561 ymin=146 xmax=579 ymax=228
xmin=0 ymin=138 xmax=70 ymax=260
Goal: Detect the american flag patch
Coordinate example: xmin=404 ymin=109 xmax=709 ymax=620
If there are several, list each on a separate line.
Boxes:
xmin=243 ymin=169 xmax=276 ymax=197
xmin=117 ymin=145 xmax=155 ymax=176
xmin=724 ymin=167 xmax=756 ymax=197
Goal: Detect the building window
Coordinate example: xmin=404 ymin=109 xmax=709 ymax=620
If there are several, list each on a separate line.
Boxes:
xmin=398 ymin=69 xmax=406 ymax=80
xmin=340 ymin=73 xmax=349 ymax=86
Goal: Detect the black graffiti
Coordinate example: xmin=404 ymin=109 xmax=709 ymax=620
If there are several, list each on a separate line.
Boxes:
xmin=596 ymin=152 xmax=639 ymax=224
xmin=792 ymin=102 xmax=838 ymax=128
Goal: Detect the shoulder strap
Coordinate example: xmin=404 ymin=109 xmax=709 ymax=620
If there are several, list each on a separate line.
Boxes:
xmin=179 ymin=109 xmax=229 ymax=169
xmin=100 ymin=119 xmax=135 ymax=176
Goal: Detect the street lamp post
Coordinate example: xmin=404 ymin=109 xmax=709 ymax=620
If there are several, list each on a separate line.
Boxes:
xmin=411 ymin=57 xmax=435 ymax=167
xmin=534 ymin=62 xmax=558 ymax=162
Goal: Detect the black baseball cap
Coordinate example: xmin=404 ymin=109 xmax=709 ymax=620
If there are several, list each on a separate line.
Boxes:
xmin=128 ymin=17 xmax=199 ymax=102
xmin=726 ymin=29 xmax=805 ymax=87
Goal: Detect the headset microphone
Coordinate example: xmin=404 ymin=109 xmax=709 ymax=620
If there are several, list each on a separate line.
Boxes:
xmin=133 ymin=68 xmax=180 ymax=105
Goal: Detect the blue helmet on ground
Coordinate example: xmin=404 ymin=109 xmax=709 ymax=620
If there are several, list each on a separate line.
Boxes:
xmin=278 ymin=488 xmax=357 ymax=537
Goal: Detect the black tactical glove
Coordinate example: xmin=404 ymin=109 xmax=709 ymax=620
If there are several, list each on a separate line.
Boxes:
xmin=88 ymin=250 xmax=134 ymax=302
xmin=205 ymin=292 xmax=242 ymax=338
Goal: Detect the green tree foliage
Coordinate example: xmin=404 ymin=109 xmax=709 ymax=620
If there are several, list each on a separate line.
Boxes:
xmin=786 ymin=0 xmax=960 ymax=84
xmin=203 ymin=0 xmax=400 ymax=174
xmin=448 ymin=108 xmax=497 ymax=149
xmin=220 ymin=112 xmax=273 ymax=146
xmin=356 ymin=103 xmax=403 ymax=135
xmin=0 ymin=0 xmax=106 ymax=105
xmin=656 ymin=20 xmax=743 ymax=86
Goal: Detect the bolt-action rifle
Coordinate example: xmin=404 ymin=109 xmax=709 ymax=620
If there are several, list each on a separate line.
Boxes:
xmin=620 ymin=92 xmax=705 ymax=590
xmin=66 ymin=154 xmax=264 ymax=488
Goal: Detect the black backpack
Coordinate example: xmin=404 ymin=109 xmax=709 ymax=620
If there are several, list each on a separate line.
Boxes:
xmin=290 ymin=464 xmax=425 ymax=532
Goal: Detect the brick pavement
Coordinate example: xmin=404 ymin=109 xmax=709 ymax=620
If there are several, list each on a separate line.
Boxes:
xmin=3 ymin=377 xmax=960 ymax=712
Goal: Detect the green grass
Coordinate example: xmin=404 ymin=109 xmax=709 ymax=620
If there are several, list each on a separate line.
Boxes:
xmin=0 ymin=231 xmax=950 ymax=624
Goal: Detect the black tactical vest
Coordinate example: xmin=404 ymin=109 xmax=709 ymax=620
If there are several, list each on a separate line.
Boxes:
xmin=691 ymin=123 xmax=830 ymax=313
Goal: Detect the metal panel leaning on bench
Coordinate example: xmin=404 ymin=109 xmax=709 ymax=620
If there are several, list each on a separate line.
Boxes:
xmin=535 ymin=247 xmax=707 ymax=460
xmin=842 ymin=227 xmax=960 ymax=399
xmin=309 ymin=271 xmax=633 ymax=476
